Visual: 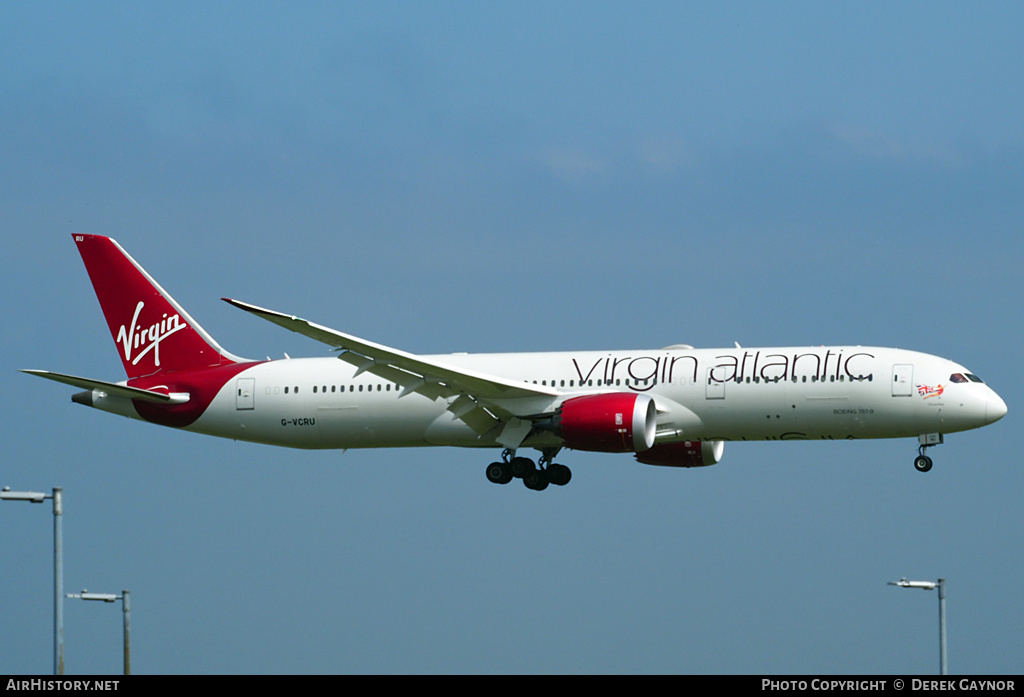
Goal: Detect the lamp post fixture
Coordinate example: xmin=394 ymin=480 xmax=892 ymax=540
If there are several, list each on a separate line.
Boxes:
xmin=888 ymin=577 xmax=947 ymax=675
xmin=66 ymin=589 xmax=131 ymax=675
xmin=1 ymin=486 xmax=64 ymax=675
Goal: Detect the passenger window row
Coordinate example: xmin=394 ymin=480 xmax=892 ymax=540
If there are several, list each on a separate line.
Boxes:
xmin=273 ymin=371 xmax=881 ymax=395
xmin=716 ymin=374 xmax=873 ymax=384
xmin=278 ymin=383 xmax=399 ymax=395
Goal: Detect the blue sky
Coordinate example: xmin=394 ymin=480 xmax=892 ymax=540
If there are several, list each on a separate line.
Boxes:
xmin=2 ymin=2 xmax=1022 ymax=674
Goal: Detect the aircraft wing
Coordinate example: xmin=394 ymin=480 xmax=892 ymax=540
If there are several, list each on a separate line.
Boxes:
xmin=223 ymin=298 xmax=560 ymax=446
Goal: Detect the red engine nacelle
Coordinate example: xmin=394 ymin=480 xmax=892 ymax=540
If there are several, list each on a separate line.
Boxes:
xmin=556 ymin=393 xmax=656 ymax=453
xmin=634 ymin=440 xmax=724 ymax=468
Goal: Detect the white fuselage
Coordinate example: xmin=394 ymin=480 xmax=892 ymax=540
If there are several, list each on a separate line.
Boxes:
xmin=90 ymin=345 xmax=1005 ymax=451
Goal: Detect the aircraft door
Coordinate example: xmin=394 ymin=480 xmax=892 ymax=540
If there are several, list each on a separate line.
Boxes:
xmin=891 ymin=364 xmax=913 ymax=397
xmin=236 ymin=377 xmax=255 ymax=410
xmin=705 ymin=367 xmax=726 ymax=399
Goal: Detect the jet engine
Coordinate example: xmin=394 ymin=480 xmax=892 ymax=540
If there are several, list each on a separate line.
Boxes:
xmin=555 ymin=393 xmax=656 ymax=453
xmin=634 ymin=440 xmax=724 ymax=468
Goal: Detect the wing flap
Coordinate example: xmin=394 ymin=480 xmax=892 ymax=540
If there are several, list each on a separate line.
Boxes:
xmin=446 ymin=395 xmax=502 ymax=435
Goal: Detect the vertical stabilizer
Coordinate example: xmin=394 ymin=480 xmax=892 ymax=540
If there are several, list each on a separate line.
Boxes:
xmin=73 ymin=234 xmax=241 ymax=379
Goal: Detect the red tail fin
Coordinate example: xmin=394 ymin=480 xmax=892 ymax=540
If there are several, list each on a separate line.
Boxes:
xmin=74 ymin=235 xmax=239 ymax=379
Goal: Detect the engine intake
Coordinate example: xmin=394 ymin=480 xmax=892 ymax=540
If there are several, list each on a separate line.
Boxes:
xmin=556 ymin=393 xmax=656 ymax=453
xmin=634 ymin=440 xmax=724 ymax=468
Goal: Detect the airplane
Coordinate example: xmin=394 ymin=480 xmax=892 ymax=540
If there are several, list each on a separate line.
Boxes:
xmin=23 ymin=235 xmax=1007 ymax=491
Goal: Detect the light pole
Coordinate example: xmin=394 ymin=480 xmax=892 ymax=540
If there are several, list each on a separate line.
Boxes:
xmin=2 ymin=486 xmax=64 ymax=675
xmin=66 ymin=589 xmax=131 ymax=675
xmin=888 ymin=577 xmax=947 ymax=675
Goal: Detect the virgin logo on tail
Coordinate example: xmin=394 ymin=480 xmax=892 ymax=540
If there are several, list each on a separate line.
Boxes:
xmin=116 ymin=301 xmax=188 ymax=367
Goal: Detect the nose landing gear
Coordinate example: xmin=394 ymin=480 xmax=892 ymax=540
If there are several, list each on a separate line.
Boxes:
xmin=914 ymin=433 xmax=943 ymax=473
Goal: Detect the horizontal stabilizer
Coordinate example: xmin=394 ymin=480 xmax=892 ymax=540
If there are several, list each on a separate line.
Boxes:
xmin=21 ymin=370 xmax=189 ymax=404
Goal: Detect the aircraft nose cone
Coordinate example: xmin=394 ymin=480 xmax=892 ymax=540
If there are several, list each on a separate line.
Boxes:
xmin=987 ymin=392 xmax=1008 ymax=424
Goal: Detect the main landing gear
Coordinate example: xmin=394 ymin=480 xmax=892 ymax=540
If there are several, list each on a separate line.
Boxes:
xmin=486 ymin=448 xmax=572 ymax=491
xmin=914 ymin=433 xmax=944 ymax=473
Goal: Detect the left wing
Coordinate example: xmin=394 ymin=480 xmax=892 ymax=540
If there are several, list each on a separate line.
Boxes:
xmin=21 ymin=370 xmax=190 ymax=404
xmin=223 ymin=298 xmax=560 ymax=447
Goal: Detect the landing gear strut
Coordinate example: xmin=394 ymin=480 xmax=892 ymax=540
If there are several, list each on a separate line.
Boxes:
xmin=485 ymin=448 xmax=572 ymax=490
xmin=914 ymin=433 xmax=943 ymax=473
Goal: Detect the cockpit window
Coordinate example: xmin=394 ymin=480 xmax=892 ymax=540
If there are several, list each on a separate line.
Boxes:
xmin=950 ymin=373 xmax=968 ymax=383
xmin=966 ymin=373 xmax=984 ymax=383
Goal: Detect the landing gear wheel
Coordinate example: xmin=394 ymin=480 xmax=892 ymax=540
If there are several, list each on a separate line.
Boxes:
xmin=547 ymin=463 xmax=572 ymax=486
xmin=914 ymin=455 xmax=933 ymax=473
xmin=523 ymin=467 xmax=549 ymax=491
xmin=486 ymin=461 xmax=513 ymax=485
xmin=510 ymin=457 xmax=534 ymax=479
